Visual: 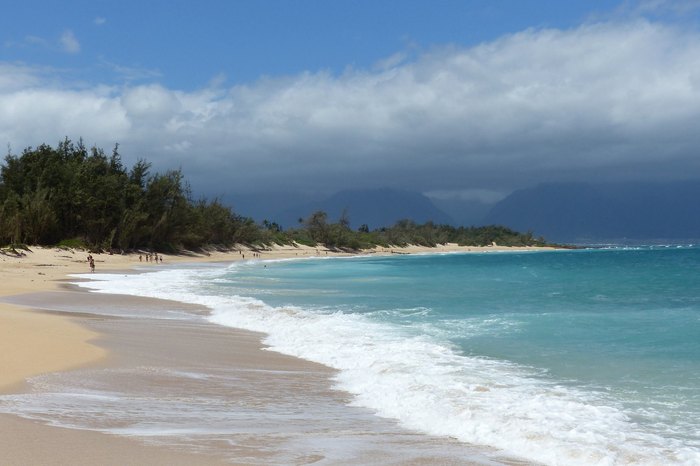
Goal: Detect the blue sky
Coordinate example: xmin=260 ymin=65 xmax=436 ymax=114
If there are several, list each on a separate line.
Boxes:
xmin=3 ymin=0 xmax=700 ymax=211
xmin=4 ymin=0 xmax=624 ymax=89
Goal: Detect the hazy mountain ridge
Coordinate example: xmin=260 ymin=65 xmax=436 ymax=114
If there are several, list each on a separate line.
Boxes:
xmin=484 ymin=181 xmax=700 ymax=242
xmin=272 ymin=188 xmax=454 ymax=229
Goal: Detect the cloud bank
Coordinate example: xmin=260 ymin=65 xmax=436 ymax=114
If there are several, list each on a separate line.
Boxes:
xmin=2 ymin=20 xmax=700 ymax=199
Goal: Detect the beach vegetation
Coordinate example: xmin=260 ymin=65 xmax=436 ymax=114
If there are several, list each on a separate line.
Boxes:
xmin=1 ymin=139 xmax=551 ymax=252
xmin=57 ymin=238 xmax=89 ymax=250
xmin=0 ymin=140 xmax=246 ymax=251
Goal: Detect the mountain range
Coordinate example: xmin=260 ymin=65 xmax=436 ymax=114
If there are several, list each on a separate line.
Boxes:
xmin=484 ymin=181 xmax=700 ymax=243
xmin=271 ymin=188 xmax=453 ymax=229
xmin=230 ymin=181 xmax=700 ymax=243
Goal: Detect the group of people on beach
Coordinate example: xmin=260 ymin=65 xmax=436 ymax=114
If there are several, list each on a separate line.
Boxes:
xmin=138 ymin=253 xmax=162 ymax=263
xmin=86 ymin=254 xmax=95 ymax=272
xmin=238 ymin=250 xmax=263 ymax=259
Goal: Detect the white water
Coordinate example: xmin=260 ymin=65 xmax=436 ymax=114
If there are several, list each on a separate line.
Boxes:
xmin=64 ymin=263 xmax=700 ymax=466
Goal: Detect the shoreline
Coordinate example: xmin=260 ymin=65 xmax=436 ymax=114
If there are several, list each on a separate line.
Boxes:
xmin=0 ymin=243 xmax=548 ymax=464
xmin=2 ymin=241 xmax=553 ymax=390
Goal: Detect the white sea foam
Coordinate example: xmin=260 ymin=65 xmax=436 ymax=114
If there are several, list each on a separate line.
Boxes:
xmin=70 ymin=266 xmax=700 ymax=466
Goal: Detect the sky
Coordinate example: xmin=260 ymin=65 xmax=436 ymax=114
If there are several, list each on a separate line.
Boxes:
xmin=3 ymin=0 xmax=700 ymax=211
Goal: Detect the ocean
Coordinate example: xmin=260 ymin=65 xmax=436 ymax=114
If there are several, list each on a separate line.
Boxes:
xmin=3 ymin=246 xmax=700 ymax=465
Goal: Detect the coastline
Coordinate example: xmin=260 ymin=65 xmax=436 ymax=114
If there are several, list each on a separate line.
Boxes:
xmin=0 ymin=243 xmax=548 ymax=465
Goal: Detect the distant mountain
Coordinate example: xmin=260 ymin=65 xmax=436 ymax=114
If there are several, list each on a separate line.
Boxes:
xmin=483 ymin=181 xmax=700 ymax=243
xmin=223 ymin=191 xmax=314 ymax=223
xmin=429 ymin=197 xmax=493 ymax=227
xmin=273 ymin=188 xmax=454 ymax=229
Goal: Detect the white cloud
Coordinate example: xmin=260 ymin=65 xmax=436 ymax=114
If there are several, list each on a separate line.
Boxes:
xmin=99 ymin=58 xmax=162 ymax=83
xmin=373 ymin=51 xmax=409 ymax=71
xmin=632 ymin=0 xmax=700 ymax=14
xmin=164 ymin=140 xmax=193 ymax=152
xmin=25 ymin=35 xmax=50 ymax=48
xmin=94 ymin=17 xmax=107 ymax=26
xmin=60 ymin=30 xmax=80 ymax=54
xmin=0 ymin=86 xmax=129 ymax=150
xmin=121 ymin=84 xmax=182 ymax=119
xmin=0 ymin=64 xmax=42 ymax=92
xmin=3 ymin=20 xmax=700 ymax=198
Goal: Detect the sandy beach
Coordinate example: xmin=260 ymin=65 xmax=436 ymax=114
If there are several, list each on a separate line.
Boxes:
xmin=0 ymin=243 xmax=545 ymax=465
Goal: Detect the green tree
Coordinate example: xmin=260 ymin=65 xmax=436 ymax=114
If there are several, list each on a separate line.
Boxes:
xmin=304 ymin=210 xmax=329 ymax=245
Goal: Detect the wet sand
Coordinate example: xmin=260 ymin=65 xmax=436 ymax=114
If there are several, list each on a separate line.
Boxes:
xmin=1 ymin=287 xmax=530 ymax=465
xmin=0 ymin=415 xmax=233 ymax=466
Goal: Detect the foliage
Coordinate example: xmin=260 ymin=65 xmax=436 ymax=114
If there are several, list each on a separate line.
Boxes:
xmin=285 ymin=212 xmax=547 ymax=250
xmin=57 ymin=238 xmax=88 ymax=249
xmin=1 ymin=139 xmax=550 ymax=252
xmin=0 ymin=139 xmax=260 ymax=251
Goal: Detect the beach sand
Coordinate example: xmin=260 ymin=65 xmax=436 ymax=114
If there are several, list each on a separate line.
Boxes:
xmin=0 ymin=244 xmax=543 ymax=465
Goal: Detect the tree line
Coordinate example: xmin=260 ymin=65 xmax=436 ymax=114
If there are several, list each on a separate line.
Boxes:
xmin=0 ymin=140 xmax=548 ymax=251
xmin=284 ymin=211 xmax=547 ymax=250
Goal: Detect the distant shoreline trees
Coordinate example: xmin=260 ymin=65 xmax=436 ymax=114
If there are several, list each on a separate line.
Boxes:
xmin=1 ymin=140 xmax=548 ymax=251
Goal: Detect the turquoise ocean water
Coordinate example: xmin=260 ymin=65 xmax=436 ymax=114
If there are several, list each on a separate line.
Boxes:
xmin=199 ymin=247 xmax=700 ymax=465
xmin=5 ymin=246 xmax=700 ymax=465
